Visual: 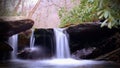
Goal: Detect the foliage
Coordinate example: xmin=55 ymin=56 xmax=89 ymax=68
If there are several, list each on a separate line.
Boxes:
xmin=59 ymin=0 xmax=120 ymax=28
xmin=97 ymin=0 xmax=120 ymax=28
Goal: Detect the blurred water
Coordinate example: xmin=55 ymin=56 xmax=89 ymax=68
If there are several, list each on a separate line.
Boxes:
xmin=54 ymin=28 xmax=70 ymax=58
xmin=8 ymin=34 xmax=18 ymax=59
xmin=30 ymin=29 xmax=35 ymax=48
xmin=0 ymin=59 xmax=119 ymax=68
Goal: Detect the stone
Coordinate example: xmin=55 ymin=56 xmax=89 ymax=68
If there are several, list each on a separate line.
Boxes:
xmin=34 ymin=29 xmax=55 ymax=56
xmin=71 ymin=47 xmax=96 ymax=59
xmin=66 ymin=23 xmax=120 ymax=62
xmin=0 ymin=41 xmax=13 ymax=60
xmin=0 ymin=16 xmax=34 ymax=41
xmin=17 ymin=29 xmax=55 ymax=59
xmin=18 ymin=47 xmax=51 ymax=59
xmin=66 ymin=23 xmax=119 ymax=52
xmin=18 ymin=30 xmax=31 ymax=52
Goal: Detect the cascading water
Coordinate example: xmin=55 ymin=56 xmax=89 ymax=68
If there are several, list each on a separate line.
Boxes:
xmin=4 ymin=28 xmax=110 ymax=67
xmin=30 ymin=29 xmax=35 ymax=48
xmin=53 ymin=28 xmax=70 ymax=58
xmin=8 ymin=28 xmax=71 ymax=60
xmin=8 ymin=34 xmax=18 ymax=59
xmin=28 ymin=29 xmax=39 ymax=52
xmin=41 ymin=28 xmax=82 ymax=65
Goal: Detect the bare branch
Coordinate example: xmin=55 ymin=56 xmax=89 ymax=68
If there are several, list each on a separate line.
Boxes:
xmin=14 ymin=0 xmax=22 ymax=13
xmin=21 ymin=0 xmax=25 ymax=16
xmin=28 ymin=0 xmax=41 ymax=18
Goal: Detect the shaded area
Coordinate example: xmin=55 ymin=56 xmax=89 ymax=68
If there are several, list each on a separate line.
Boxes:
xmin=34 ymin=29 xmax=56 ymax=58
xmin=66 ymin=23 xmax=120 ymax=63
xmin=0 ymin=42 xmax=13 ymax=60
xmin=18 ymin=29 xmax=56 ymax=59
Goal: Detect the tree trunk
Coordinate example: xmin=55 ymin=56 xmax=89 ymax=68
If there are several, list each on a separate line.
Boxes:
xmin=28 ymin=0 xmax=41 ymax=18
xmin=14 ymin=0 xmax=22 ymax=15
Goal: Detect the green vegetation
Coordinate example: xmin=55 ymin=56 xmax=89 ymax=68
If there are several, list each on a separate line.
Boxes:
xmin=59 ymin=0 xmax=120 ymax=28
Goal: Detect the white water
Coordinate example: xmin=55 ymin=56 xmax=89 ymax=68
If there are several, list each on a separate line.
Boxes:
xmin=53 ymin=28 xmax=70 ymax=58
xmin=7 ymin=28 xmax=76 ymax=66
xmin=30 ymin=29 xmax=35 ymax=48
xmin=29 ymin=28 xmax=71 ymax=58
xmin=6 ymin=29 xmax=118 ymax=67
xmin=8 ymin=34 xmax=18 ymax=59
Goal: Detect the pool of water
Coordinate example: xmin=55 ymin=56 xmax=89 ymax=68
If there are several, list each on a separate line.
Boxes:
xmin=0 ymin=59 xmax=120 ymax=68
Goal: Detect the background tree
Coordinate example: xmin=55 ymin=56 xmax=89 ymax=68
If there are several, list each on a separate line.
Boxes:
xmin=14 ymin=0 xmax=22 ymax=15
xmin=59 ymin=0 xmax=120 ymax=28
xmin=28 ymin=0 xmax=41 ymax=18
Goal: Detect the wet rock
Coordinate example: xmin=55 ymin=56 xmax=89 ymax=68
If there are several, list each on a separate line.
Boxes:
xmin=0 ymin=41 xmax=13 ymax=60
xmin=34 ymin=29 xmax=55 ymax=56
xmin=18 ymin=47 xmax=51 ymax=59
xmin=84 ymin=33 xmax=120 ymax=59
xmin=18 ymin=30 xmax=31 ymax=52
xmin=72 ymin=47 xmax=96 ymax=59
xmin=66 ymin=23 xmax=120 ymax=61
xmin=66 ymin=23 xmax=119 ymax=52
xmin=96 ymin=48 xmax=120 ymax=63
xmin=0 ymin=17 xmax=34 ymax=40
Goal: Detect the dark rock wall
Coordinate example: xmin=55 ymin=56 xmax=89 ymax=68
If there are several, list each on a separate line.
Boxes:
xmin=34 ymin=29 xmax=56 ymax=57
xmin=18 ymin=29 xmax=56 ymax=59
xmin=66 ymin=23 xmax=119 ymax=52
xmin=0 ymin=42 xmax=13 ymax=60
xmin=66 ymin=23 xmax=120 ymax=61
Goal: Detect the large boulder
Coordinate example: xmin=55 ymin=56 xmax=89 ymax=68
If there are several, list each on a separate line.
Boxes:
xmin=71 ymin=33 xmax=120 ymax=59
xmin=66 ymin=23 xmax=120 ymax=61
xmin=0 ymin=16 xmax=34 ymax=41
xmin=66 ymin=23 xmax=119 ymax=52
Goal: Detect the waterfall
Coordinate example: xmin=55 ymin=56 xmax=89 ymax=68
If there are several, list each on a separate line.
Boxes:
xmin=54 ymin=28 xmax=70 ymax=58
xmin=30 ymin=29 xmax=35 ymax=48
xmin=8 ymin=34 xmax=18 ymax=59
